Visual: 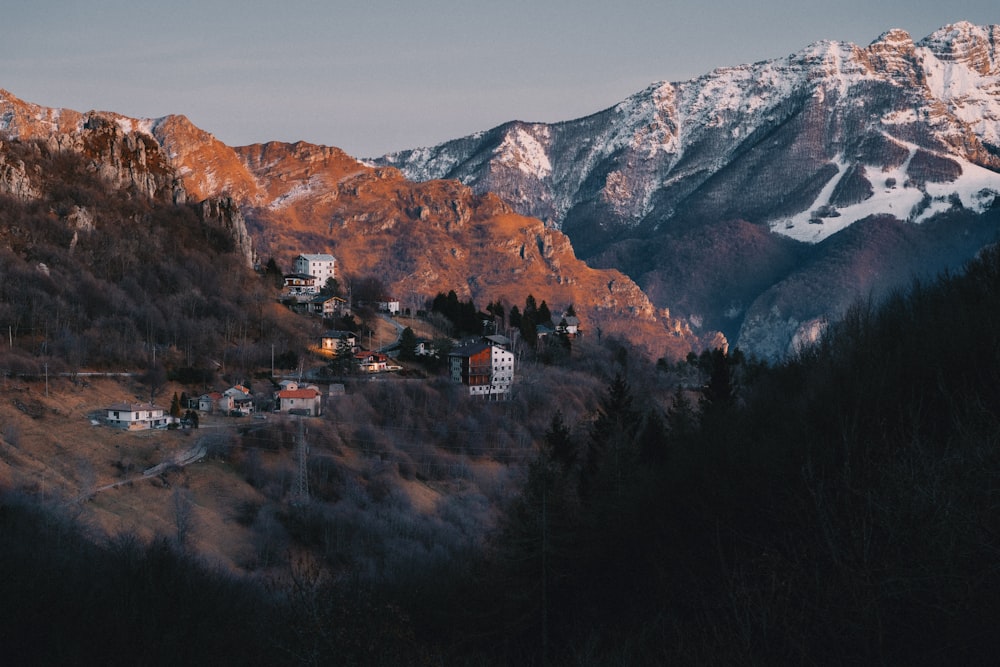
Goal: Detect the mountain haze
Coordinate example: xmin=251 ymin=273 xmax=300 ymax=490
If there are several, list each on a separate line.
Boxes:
xmin=375 ymin=21 xmax=1000 ymax=357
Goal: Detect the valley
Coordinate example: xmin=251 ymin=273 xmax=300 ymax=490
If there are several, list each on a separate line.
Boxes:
xmin=1 ymin=17 xmax=1000 ymax=666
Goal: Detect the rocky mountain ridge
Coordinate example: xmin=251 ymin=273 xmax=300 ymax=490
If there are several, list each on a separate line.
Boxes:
xmin=374 ymin=22 xmax=1000 ymax=357
xmin=0 ymin=89 xmax=704 ymax=359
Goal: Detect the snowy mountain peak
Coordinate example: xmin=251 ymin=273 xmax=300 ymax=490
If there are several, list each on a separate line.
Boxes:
xmin=870 ymin=28 xmax=915 ymax=49
xmin=372 ymin=22 xmax=1000 ymax=358
xmin=920 ymin=22 xmax=1000 ymax=75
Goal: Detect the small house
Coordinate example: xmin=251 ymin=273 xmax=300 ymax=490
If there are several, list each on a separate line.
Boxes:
xmin=354 ymin=350 xmax=388 ymax=373
xmin=556 ymin=315 xmax=581 ymax=338
xmin=310 ymin=294 xmax=349 ymax=317
xmin=321 ymin=330 xmax=358 ymax=353
xmin=377 ymin=300 xmax=401 ymax=315
xmin=105 ymin=402 xmax=171 ymax=430
xmin=282 ymin=273 xmax=318 ymax=297
xmin=221 ymin=385 xmax=255 ymax=416
xmin=274 ymin=385 xmax=323 ymax=416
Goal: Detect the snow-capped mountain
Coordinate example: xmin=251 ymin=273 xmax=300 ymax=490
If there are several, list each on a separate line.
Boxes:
xmin=375 ymin=22 xmax=1000 ymax=357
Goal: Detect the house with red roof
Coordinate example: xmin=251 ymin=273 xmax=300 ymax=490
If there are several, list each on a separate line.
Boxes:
xmin=274 ymin=384 xmax=323 ymax=416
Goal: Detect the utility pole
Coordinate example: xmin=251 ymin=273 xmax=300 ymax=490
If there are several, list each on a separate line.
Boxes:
xmin=293 ymin=419 xmax=310 ymax=506
xmin=44 ymin=362 xmax=48 ymax=397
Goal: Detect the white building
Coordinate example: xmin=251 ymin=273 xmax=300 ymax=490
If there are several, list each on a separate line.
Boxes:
xmin=293 ymin=254 xmax=336 ymax=287
xmin=448 ymin=342 xmax=515 ymax=400
xmin=105 ymin=402 xmax=171 ymax=430
xmin=378 ymin=300 xmax=400 ymax=315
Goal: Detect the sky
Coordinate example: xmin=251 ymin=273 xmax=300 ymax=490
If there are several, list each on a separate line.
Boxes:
xmin=1 ymin=1 xmax=997 ymax=157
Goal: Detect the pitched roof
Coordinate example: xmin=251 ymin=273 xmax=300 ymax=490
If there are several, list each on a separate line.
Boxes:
xmin=297 ymin=253 xmax=336 ymax=262
xmin=322 ymin=329 xmax=356 ymax=339
xmin=278 ymin=388 xmax=320 ymax=399
xmin=311 ymin=294 xmax=346 ymax=303
xmin=106 ymin=402 xmax=164 ymax=412
xmin=449 ymin=341 xmax=492 ymax=358
xmin=484 ymin=334 xmax=511 ymax=346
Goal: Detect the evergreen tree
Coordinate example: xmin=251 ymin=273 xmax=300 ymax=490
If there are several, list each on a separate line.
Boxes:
xmin=637 ymin=409 xmax=668 ymax=466
xmin=582 ymin=373 xmax=639 ymax=504
xmin=700 ymin=347 xmax=737 ymax=412
xmin=543 ymin=411 xmax=577 ymax=469
xmin=169 ymin=392 xmax=182 ymax=418
xmin=537 ymin=300 xmax=552 ymax=327
xmin=321 ymin=277 xmax=341 ymax=297
xmin=524 ymin=294 xmax=538 ymax=320
xmin=509 ymin=305 xmax=522 ymax=330
xmin=519 ymin=313 xmax=537 ymax=349
xmin=331 ymin=339 xmax=356 ymax=376
xmin=491 ymin=301 xmax=505 ymax=329
xmin=665 ymin=386 xmax=697 ymax=443
xmin=398 ymin=326 xmax=418 ymax=361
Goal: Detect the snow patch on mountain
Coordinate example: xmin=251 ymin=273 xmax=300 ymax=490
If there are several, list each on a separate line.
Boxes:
xmin=773 ymin=140 xmax=1000 ymax=243
xmin=494 ymin=126 xmax=551 ymax=178
xmin=269 ymin=176 xmax=324 ymax=209
xmin=919 ymin=42 xmax=1000 ymax=147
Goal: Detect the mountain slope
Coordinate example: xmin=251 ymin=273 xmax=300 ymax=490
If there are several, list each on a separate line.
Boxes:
xmin=0 ymin=90 xmax=704 ymax=359
xmin=375 ymin=22 xmax=1000 ymax=356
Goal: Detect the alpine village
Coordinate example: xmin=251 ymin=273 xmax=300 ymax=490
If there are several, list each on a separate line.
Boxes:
xmin=3 ymin=20 xmax=1000 ymax=666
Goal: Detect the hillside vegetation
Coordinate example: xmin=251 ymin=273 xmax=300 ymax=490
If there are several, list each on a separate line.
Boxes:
xmin=3 ymin=231 xmax=1000 ymax=663
xmin=2 ymin=100 xmax=1000 ymax=664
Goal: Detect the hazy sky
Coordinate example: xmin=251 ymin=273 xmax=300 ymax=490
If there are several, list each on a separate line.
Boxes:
xmin=2 ymin=1 xmax=996 ymax=157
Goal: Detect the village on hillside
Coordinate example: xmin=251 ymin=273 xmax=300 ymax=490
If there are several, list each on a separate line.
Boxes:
xmin=99 ymin=252 xmax=583 ymax=430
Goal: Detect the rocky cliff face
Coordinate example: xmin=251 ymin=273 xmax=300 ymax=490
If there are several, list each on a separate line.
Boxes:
xmin=231 ymin=141 xmax=702 ymax=358
xmin=374 ymin=22 xmax=1000 ymax=357
xmin=198 ymin=197 xmax=257 ymax=269
xmin=0 ymin=91 xmax=259 ymax=268
xmin=0 ymin=90 xmax=702 ymax=358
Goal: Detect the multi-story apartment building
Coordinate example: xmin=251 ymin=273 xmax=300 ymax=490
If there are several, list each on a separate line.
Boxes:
xmin=448 ymin=342 xmax=515 ymax=400
xmin=293 ymin=253 xmax=336 ymax=287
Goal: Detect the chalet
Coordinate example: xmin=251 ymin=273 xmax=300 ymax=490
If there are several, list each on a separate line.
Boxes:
xmin=220 ymin=385 xmax=254 ymax=415
xmin=448 ymin=342 xmax=515 ymax=400
xmin=309 ymin=293 xmax=349 ymax=317
xmin=321 ymin=330 xmax=358 ymax=353
xmin=282 ymin=273 xmax=318 ymax=297
xmin=274 ymin=385 xmax=322 ymax=416
xmin=293 ymin=253 xmax=336 ymax=286
xmin=556 ymin=315 xmax=581 ymax=338
xmin=105 ymin=402 xmax=171 ymax=430
xmin=354 ymin=350 xmax=389 ymax=373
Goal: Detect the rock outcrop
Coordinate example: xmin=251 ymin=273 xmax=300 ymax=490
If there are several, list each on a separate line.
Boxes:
xmin=198 ymin=197 xmax=257 ymax=269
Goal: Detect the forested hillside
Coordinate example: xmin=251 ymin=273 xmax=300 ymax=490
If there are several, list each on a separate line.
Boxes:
xmin=3 ymin=236 xmax=999 ymax=663
xmin=0 ymin=138 xmax=306 ymax=377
